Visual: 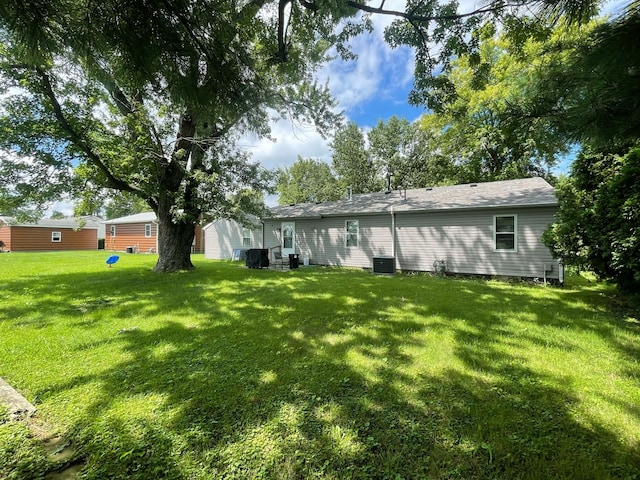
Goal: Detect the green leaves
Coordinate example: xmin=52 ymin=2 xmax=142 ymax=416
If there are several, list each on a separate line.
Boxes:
xmin=544 ymin=145 xmax=640 ymax=292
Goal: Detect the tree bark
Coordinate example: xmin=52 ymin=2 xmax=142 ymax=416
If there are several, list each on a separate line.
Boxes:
xmin=153 ymin=208 xmax=196 ymax=272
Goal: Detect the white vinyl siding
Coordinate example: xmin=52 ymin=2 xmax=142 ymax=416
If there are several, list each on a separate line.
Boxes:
xmin=263 ymin=216 xmax=393 ymax=269
xmin=204 ymin=219 xmax=262 ymax=260
xmin=263 ymin=207 xmax=556 ymax=278
xmin=395 ymin=207 xmax=557 ymax=278
xmin=51 ymin=231 xmax=61 ymax=242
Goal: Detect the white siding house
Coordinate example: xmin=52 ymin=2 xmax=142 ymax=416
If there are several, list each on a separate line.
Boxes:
xmin=260 ymin=177 xmax=561 ymax=279
xmin=203 ymin=218 xmax=262 ymax=260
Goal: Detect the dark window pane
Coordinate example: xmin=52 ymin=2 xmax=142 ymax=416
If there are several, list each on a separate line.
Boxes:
xmin=496 ymin=234 xmax=515 ymax=250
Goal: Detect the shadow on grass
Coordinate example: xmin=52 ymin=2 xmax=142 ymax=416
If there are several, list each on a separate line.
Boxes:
xmin=2 ymin=261 xmax=639 ymax=479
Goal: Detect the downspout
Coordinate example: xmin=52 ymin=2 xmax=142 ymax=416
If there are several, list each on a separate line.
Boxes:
xmin=261 ymin=221 xmax=265 ymax=249
xmin=390 ymin=206 xmax=396 ymax=258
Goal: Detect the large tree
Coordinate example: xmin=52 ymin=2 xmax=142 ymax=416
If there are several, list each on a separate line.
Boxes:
xmin=414 ymin=24 xmax=579 ymax=184
xmin=0 ymin=0 xmax=341 ymax=272
xmin=0 ymin=0 xmax=607 ymax=271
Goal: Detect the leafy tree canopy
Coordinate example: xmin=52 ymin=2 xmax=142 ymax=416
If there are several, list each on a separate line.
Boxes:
xmin=276 ymin=156 xmax=341 ymax=205
xmin=543 ymin=144 xmax=640 ymax=292
xmin=331 ymin=121 xmax=383 ymax=194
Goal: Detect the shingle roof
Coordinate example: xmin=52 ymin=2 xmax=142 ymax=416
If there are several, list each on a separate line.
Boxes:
xmin=0 ymin=216 xmax=99 ymax=229
xmin=267 ymin=177 xmax=556 ymax=219
xmin=103 ymin=212 xmax=157 ymax=224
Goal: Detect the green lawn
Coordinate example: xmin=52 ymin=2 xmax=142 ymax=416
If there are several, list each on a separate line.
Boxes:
xmin=1 ymin=251 xmax=639 ymax=479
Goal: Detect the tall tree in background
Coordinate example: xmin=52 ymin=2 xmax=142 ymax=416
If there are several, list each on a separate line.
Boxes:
xmin=276 ymin=157 xmax=341 ymax=205
xmin=331 ymin=122 xmax=382 ymax=194
xmin=367 ymin=115 xmax=458 ymax=189
xmin=414 ymin=24 xmax=575 ymax=183
xmin=537 ymin=5 xmax=640 ymax=291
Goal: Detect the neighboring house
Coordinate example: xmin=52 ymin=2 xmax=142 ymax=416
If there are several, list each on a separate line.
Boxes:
xmin=203 ymin=218 xmax=262 ymax=260
xmin=104 ymin=212 xmax=204 ymax=253
xmin=0 ymin=216 xmax=99 ymax=252
xmin=203 ymin=177 xmax=562 ymax=280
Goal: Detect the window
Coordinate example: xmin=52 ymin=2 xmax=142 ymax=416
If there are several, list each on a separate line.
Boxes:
xmin=51 ymin=231 xmax=61 ymax=242
xmin=145 ymin=224 xmax=152 ymax=238
xmin=242 ymin=227 xmax=251 ymax=247
xmin=494 ymin=215 xmax=517 ymax=251
xmin=110 ymin=225 xmax=116 ymax=237
xmin=346 ymin=220 xmax=359 ymax=247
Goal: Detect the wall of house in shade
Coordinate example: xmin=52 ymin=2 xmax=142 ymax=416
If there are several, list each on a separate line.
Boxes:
xmin=203 ymin=219 xmax=262 ymax=260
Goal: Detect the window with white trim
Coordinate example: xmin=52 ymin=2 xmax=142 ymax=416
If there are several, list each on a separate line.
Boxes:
xmin=494 ymin=215 xmax=517 ymax=251
xmin=145 ymin=224 xmax=152 ymax=238
xmin=242 ymin=227 xmax=251 ymax=247
xmin=110 ymin=225 xmax=116 ymax=237
xmin=51 ymin=231 xmax=61 ymax=242
xmin=345 ymin=220 xmax=359 ymax=247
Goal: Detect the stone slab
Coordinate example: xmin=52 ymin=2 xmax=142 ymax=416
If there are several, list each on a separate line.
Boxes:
xmin=0 ymin=377 xmax=37 ymax=420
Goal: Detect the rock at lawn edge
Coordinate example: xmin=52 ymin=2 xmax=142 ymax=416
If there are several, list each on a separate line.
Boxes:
xmin=0 ymin=377 xmax=37 ymax=420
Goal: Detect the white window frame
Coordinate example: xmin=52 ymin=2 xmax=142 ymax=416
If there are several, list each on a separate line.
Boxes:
xmin=494 ymin=215 xmax=518 ymax=252
xmin=242 ymin=227 xmax=251 ymax=247
xmin=51 ymin=231 xmax=62 ymax=243
xmin=345 ymin=220 xmax=359 ymax=248
xmin=110 ymin=225 xmax=116 ymax=237
xmin=145 ymin=224 xmax=152 ymax=238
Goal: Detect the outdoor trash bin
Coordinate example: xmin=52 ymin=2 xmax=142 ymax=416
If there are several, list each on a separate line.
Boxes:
xmin=289 ymin=253 xmax=299 ymax=269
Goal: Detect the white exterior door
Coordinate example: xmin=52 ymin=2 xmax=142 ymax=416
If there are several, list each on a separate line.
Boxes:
xmin=281 ymin=222 xmax=295 ymax=256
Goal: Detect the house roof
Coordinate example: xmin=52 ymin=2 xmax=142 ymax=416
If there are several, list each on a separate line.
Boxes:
xmin=0 ymin=216 xmax=99 ymax=229
xmin=266 ymin=177 xmax=557 ymax=220
xmin=103 ymin=212 xmax=157 ymax=224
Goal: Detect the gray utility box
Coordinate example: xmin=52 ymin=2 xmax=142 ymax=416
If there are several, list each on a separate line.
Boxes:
xmin=373 ymin=256 xmax=396 ymax=274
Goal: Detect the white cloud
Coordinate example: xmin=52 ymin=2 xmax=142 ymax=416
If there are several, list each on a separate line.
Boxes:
xmin=242 ymin=119 xmax=333 ymax=171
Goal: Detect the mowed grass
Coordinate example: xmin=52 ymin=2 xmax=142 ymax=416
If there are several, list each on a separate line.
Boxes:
xmin=0 ymin=251 xmax=639 ymax=479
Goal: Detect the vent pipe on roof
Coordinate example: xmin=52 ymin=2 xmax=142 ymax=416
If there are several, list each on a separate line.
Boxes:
xmin=347 ymin=186 xmax=353 ymax=200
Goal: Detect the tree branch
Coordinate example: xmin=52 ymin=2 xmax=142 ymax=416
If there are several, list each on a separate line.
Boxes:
xmin=343 ymin=1 xmax=526 ymax=23
xmin=32 ymin=65 xmax=143 ymax=196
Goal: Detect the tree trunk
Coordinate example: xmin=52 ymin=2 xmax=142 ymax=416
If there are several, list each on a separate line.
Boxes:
xmin=153 ymin=207 xmax=196 ymax=273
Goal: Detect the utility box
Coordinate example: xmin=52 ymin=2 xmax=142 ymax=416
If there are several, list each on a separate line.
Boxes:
xmin=373 ymin=256 xmax=396 ymax=274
